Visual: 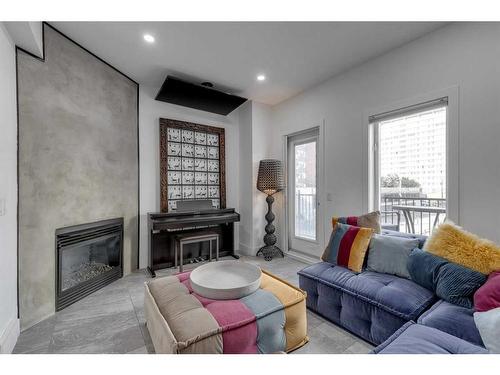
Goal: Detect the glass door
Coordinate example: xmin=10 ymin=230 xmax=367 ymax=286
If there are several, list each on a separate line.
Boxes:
xmin=288 ymin=128 xmax=320 ymax=256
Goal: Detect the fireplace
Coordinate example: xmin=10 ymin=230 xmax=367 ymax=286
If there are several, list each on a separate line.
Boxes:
xmin=55 ymin=218 xmax=123 ymax=311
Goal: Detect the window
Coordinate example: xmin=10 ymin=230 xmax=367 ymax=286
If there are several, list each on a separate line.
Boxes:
xmin=370 ymin=98 xmax=447 ymax=235
xmin=287 ymin=127 xmax=322 ymax=257
xmin=293 ymin=140 xmax=317 ymax=240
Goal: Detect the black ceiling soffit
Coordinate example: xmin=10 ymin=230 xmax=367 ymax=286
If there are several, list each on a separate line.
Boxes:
xmin=155 ymin=76 xmax=247 ymax=116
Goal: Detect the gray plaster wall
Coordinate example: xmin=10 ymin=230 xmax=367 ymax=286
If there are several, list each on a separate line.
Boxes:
xmin=18 ymin=25 xmax=139 ymax=329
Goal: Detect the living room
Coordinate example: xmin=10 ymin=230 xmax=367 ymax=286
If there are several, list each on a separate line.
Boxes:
xmin=1 ymin=1 xmax=500 ymax=374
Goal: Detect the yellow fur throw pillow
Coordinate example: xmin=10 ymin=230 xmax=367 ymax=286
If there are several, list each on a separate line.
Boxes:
xmin=424 ymin=222 xmax=500 ymax=275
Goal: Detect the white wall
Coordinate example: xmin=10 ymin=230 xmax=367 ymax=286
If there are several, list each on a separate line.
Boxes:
xmin=237 ymin=101 xmax=274 ymax=256
xmin=237 ymin=101 xmax=254 ymax=255
xmin=0 ymin=23 xmax=19 ymax=353
xmin=251 ymin=102 xmax=273 ymax=253
xmin=139 ymin=85 xmax=241 ymax=268
xmin=4 ymin=22 xmax=43 ymax=58
xmin=270 ymin=22 xmax=500 ymax=251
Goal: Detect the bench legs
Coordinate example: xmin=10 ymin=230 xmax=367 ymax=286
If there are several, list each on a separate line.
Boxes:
xmin=216 ymin=237 xmax=219 ymax=261
xmin=176 ymin=236 xmax=219 ymax=273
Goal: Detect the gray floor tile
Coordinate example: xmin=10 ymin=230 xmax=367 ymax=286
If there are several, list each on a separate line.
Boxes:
xmin=307 ymin=311 xmax=326 ymax=330
xmin=55 ymin=289 xmax=133 ymax=323
xmin=293 ymin=331 xmax=349 ymax=354
xmin=309 ymin=322 xmax=357 ymax=349
xmin=127 ymin=346 xmax=148 ymax=354
xmin=343 ymin=340 xmax=374 ymax=354
xmin=50 ymin=310 xmax=144 ymax=354
xmin=139 ymin=323 xmax=155 ymax=353
xmin=13 ymin=316 xmax=56 ymax=354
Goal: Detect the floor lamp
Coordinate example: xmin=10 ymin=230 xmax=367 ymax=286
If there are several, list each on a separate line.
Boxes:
xmin=256 ymin=159 xmax=285 ymax=261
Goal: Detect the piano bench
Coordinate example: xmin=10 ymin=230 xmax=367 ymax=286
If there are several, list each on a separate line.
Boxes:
xmin=174 ymin=232 xmax=219 ymax=272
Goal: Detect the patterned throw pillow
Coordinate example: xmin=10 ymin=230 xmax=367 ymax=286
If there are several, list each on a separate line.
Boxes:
xmin=322 ymin=223 xmax=373 ymax=273
xmin=435 ymin=261 xmax=487 ymax=309
xmin=424 ymin=222 xmax=500 ymax=275
xmin=332 ymin=211 xmax=381 ymax=234
xmin=407 ymin=249 xmax=487 ymax=308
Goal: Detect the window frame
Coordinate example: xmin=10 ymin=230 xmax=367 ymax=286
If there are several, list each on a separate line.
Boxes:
xmin=363 ymin=87 xmax=459 ymax=225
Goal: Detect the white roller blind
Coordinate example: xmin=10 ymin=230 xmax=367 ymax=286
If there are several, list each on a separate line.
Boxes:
xmin=369 ymin=97 xmax=448 ymax=124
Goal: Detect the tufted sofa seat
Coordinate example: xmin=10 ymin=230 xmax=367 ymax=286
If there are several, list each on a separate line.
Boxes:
xmin=298 ymin=262 xmax=436 ymax=345
xmin=372 ymin=321 xmax=488 ymax=354
xmin=417 ymin=299 xmax=484 ymax=347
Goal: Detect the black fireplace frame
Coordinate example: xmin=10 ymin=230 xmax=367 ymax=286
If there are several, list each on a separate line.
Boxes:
xmin=55 ymin=218 xmax=124 ymax=311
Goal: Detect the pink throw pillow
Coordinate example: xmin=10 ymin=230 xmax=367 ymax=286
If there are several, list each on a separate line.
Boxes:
xmin=474 ymin=271 xmax=500 ymax=312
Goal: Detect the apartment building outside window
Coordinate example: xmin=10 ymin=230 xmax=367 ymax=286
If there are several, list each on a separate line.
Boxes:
xmin=370 ymin=98 xmax=448 ymax=235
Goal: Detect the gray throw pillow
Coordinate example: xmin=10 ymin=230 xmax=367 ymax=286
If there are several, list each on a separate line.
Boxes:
xmin=366 ymin=234 xmax=419 ymax=279
xmin=474 ymin=308 xmax=500 ymax=353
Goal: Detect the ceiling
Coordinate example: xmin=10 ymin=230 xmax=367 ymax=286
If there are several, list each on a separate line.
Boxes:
xmin=52 ymin=22 xmax=448 ymax=106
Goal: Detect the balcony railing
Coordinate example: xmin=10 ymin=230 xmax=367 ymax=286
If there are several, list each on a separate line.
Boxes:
xmin=295 ymin=193 xmax=445 ymax=238
xmin=381 ymin=196 xmax=446 ymax=235
xmin=296 ymin=192 xmax=316 ymax=240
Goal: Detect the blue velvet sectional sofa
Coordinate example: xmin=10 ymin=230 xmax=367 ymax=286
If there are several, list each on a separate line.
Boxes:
xmin=298 ymin=230 xmax=488 ymax=354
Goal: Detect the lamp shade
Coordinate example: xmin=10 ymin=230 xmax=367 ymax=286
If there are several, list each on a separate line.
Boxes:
xmin=257 ymin=159 xmax=285 ymax=195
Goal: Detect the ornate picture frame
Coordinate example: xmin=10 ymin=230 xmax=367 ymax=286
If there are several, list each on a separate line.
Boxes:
xmin=159 ymin=118 xmax=226 ymax=212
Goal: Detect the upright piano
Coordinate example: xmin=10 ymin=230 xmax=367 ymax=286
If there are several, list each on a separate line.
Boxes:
xmin=147 ymin=200 xmax=240 ymax=277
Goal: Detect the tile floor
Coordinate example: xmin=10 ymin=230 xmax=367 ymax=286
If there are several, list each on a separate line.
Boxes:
xmin=13 ymin=256 xmax=373 ymax=354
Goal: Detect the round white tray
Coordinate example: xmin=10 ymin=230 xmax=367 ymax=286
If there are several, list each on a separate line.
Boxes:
xmin=189 ymin=260 xmax=262 ymax=300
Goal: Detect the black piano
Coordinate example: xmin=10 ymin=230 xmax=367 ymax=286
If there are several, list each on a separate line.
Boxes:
xmin=147 ymin=200 xmax=240 ymax=277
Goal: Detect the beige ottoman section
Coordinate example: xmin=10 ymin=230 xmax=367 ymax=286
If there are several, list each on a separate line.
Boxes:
xmin=144 ymin=276 xmax=223 ymax=353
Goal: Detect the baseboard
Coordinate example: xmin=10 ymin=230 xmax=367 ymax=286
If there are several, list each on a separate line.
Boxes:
xmin=0 ymin=316 xmax=20 ymax=354
xmin=237 ymin=243 xmax=255 ymax=257
xmin=286 ymin=250 xmax=319 ymax=265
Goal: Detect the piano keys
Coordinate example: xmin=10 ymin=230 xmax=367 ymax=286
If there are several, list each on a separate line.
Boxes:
xmin=147 ymin=200 xmax=240 ymax=277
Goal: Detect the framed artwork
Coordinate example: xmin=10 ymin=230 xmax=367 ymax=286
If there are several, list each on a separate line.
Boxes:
xmin=159 ymin=118 xmax=226 ymax=212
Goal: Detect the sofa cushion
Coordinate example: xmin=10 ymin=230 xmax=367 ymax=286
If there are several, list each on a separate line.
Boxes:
xmin=436 ymin=261 xmax=486 ymax=308
xmin=474 ymin=271 xmax=500 ymax=312
xmin=381 ymin=229 xmax=427 ymax=249
xmin=332 ymin=211 xmax=381 ymax=233
xmin=407 ymin=248 xmax=447 ymax=291
xmin=373 ymin=322 xmax=488 ymax=354
xmin=366 ymin=234 xmax=419 ymax=279
xmin=408 ymin=249 xmax=486 ymax=308
xmin=417 ymin=300 xmax=484 ymax=347
xmin=321 ymin=223 xmax=373 ymax=273
xmin=298 ymin=262 xmax=435 ymax=321
xmin=424 ymin=222 xmax=500 ymax=275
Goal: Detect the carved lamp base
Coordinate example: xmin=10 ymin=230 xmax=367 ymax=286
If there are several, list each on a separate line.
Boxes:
xmin=256 ymin=195 xmax=284 ymax=261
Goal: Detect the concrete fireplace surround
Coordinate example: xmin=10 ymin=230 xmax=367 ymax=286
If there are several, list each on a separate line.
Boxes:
xmin=17 ymin=24 xmax=139 ymax=329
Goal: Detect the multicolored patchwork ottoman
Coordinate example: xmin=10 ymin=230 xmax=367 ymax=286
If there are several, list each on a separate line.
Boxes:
xmin=144 ymin=269 xmax=308 ymax=354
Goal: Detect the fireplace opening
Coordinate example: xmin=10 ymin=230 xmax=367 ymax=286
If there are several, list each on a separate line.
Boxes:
xmin=56 ymin=218 xmax=123 ymax=311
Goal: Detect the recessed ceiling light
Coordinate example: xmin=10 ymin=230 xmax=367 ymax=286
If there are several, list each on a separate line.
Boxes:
xmin=143 ymin=34 xmax=155 ymax=43
xmin=257 ymin=74 xmax=266 ymax=81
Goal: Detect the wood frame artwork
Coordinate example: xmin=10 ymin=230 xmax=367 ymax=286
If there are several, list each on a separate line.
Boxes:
xmin=159 ymin=118 xmax=226 ymax=212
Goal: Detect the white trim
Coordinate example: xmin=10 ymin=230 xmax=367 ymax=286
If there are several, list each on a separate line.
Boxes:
xmin=0 ymin=316 xmax=20 ymax=354
xmin=282 ymin=122 xmax=326 ymax=257
xmin=362 ymin=86 xmax=460 ymax=224
xmin=282 ymin=133 xmax=289 ymax=253
xmin=286 ymin=249 xmax=319 ymax=265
